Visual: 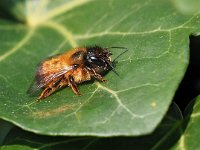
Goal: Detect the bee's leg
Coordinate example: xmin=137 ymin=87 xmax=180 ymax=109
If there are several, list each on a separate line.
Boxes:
xmin=37 ymin=77 xmax=64 ymax=101
xmin=93 ymin=74 xmax=107 ymax=82
xmin=68 ymin=75 xmax=81 ymax=96
xmin=37 ymin=86 xmax=56 ymax=101
xmin=90 ymin=68 xmax=107 ymax=82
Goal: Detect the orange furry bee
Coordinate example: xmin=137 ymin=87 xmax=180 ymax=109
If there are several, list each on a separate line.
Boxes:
xmin=27 ymin=46 xmax=127 ymax=101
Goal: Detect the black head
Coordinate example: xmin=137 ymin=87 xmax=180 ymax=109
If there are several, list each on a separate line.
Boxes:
xmin=85 ymin=46 xmax=128 ymax=76
xmin=85 ymin=46 xmax=113 ymax=74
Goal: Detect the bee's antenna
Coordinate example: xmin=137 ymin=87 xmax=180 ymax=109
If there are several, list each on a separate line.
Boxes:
xmin=105 ymin=47 xmax=128 ymax=62
xmin=111 ymin=69 xmax=120 ymax=77
xmin=104 ymin=47 xmax=128 ymax=77
xmin=104 ymin=59 xmax=120 ymax=77
xmin=108 ymin=62 xmax=120 ymax=77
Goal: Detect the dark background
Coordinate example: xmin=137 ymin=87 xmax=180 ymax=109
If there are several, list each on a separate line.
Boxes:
xmin=173 ymin=35 xmax=200 ymax=112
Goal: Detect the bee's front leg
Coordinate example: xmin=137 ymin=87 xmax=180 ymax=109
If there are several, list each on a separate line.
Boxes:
xmin=89 ymin=68 xmax=107 ymax=82
xmin=68 ymin=75 xmax=81 ymax=96
xmin=93 ymin=73 xmax=107 ymax=82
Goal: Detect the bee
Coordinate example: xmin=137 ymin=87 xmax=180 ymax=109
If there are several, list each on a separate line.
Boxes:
xmin=27 ymin=45 xmax=128 ymax=101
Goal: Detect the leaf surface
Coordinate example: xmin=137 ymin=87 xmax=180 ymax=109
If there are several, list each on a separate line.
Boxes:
xmin=0 ymin=103 xmax=183 ymax=149
xmin=170 ymin=96 xmax=200 ymax=150
xmin=0 ymin=0 xmax=199 ymax=136
xmin=2 ymin=98 xmax=200 ymax=149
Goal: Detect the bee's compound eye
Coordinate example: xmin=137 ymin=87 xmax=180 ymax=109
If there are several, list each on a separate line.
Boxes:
xmin=86 ymin=55 xmax=93 ymax=63
xmin=73 ymin=64 xmax=79 ymax=68
xmin=90 ymin=56 xmax=96 ymax=60
xmin=94 ymin=59 xmax=106 ymax=68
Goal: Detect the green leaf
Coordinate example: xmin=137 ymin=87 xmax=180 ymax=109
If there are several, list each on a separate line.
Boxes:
xmin=0 ymin=103 xmax=183 ymax=149
xmin=2 ymin=98 xmax=200 ymax=149
xmin=0 ymin=0 xmax=199 ymax=136
xmin=0 ymin=120 xmax=14 ymax=145
xmin=0 ymin=145 xmax=32 ymax=150
xmin=170 ymin=96 xmax=200 ymax=150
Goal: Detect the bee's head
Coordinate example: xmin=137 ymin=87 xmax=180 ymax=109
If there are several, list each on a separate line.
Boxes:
xmin=85 ymin=45 xmax=128 ymax=76
xmin=85 ymin=46 xmax=112 ymax=74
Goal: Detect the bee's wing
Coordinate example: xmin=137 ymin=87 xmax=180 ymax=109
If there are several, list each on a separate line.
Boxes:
xmin=27 ymin=66 xmax=74 ymax=96
xmin=37 ymin=66 xmax=74 ymax=88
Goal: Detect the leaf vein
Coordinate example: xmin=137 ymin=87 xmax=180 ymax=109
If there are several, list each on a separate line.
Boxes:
xmin=116 ymin=83 xmax=160 ymax=93
xmin=63 ymin=88 xmax=99 ymax=119
xmin=94 ymin=106 xmax=120 ymax=125
xmin=96 ymin=82 xmax=143 ymax=118
xmin=42 ymin=21 xmax=78 ymax=48
xmin=0 ymin=29 xmax=35 ymax=62
xmin=46 ymin=0 xmax=93 ymax=21
xmin=75 ymin=26 xmax=194 ymax=39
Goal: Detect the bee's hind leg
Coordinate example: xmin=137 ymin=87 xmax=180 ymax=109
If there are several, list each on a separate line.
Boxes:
xmin=68 ymin=75 xmax=81 ymax=96
xmin=37 ymin=77 xmax=64 ymax=101
xmin=37 ymin=86 xmax=56 ymax=101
